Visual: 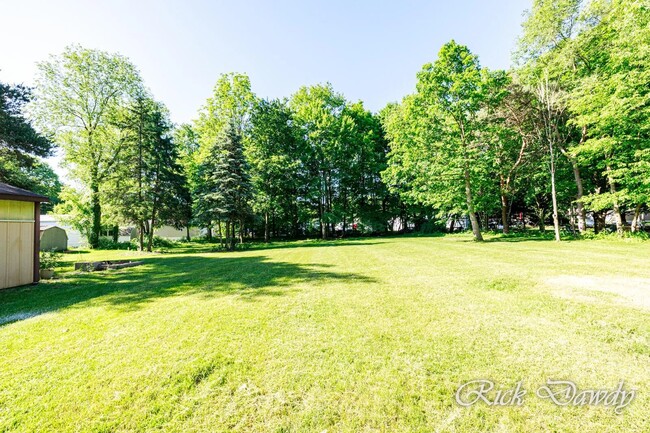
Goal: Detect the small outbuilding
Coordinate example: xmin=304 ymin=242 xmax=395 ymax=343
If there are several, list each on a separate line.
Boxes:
xmin=40 ymin=226 xmax=68 ymax=251
xmin=0 ymin=183 xmax=49 ymax=290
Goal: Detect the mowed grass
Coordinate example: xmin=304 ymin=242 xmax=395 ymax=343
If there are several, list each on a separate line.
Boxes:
xmin=1 ymin=235 xmax=649 ymax=432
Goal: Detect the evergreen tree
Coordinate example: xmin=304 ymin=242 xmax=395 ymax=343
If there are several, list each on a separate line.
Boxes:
xmin=198 ymin=122 xmax=252 ymax=251
xmin=0 ymin=82 xmax=56 ymax=193
xmin=108 ymin=96 xmax=190 ymax=251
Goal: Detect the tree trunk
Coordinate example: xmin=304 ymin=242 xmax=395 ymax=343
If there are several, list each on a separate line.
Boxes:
xmin=631 ymin=204 xmax=642 ymax=232
xmin=112 ymin=225 xmax=119 ymax=243
xmin=501 ymin=193 xmax=510 ymax=234
xmin=499 ymin=173 xmax=510 ymax=235
xmin=593 ymin=211 xmax=605 ymax=234
xmin=606 ymin=165 xmax=624 ymax=236
xmin=549 ymin=144 xmax=561 ymax=242
xmin=464 ymin=166 xmax=483 ymax=241
xmin=147 ymin=201 xmax=157 ymax=252
xmin=90 ymin=181 xmax=101 ymax=248
xmin=264 ymin=211 xmax=269 ymax=243
xmin=319 ymin=198 xmax=326 ymax=239
xmin=570 ymin=161 xmax=587 ymax=233
xmin=186 ymin=226 xmax=191 ymax=242
xmin=139 ymin=222 xmax=145 ymax=251
xmin=559 ymin=133 xmax=586 ymax=233
xmin=538 ymin=214 xmax=545 ymax=233
xmin=612 ymin=206 xmax=624 ymax=235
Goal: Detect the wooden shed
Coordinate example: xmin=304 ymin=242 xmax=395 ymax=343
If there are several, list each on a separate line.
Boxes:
xmin=0 ymin=183 xmax=49 ymax=290
xmin=40 ymin=226 xmax=68 ymax=251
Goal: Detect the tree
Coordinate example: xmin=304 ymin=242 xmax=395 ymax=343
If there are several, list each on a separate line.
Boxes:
xmin=195 ymin=73 xmax=255 ymax=147
xmin=290 ymin=84 xmax=355 ymax=239
xmin=568 ymin=0 xmax=650 ymax=235
xmin=24 ymin=161 xmax=63 ymax=214
xmin=247 ymin=98 xmax=304 ymax=241
xmin=488 ymin=80 xmax=536 ymax=234
xmin=108 ymin=95 xmax=190 ymax=251
xmin=517 ymin=0 xmax=591 ymax=233
xmin=173 ymin=124 xmax=198 ymax=241
xmin=384 ymin=41 xmax=496 ymax=241
xmin=0 ymin=81 xmax=54 ymax=189
xmin=53 ymin=186 xmax=93 ymax=242
xmin=517 ymin=0 xmax=650 ymax=236
xmin=535 ymin=76 xmax=570 ymax=241
xmin=340 ymin=102 xmax=393 ymax=235
xmin=197 ymin=122 xmax=252 ymax=251
xmin=194 ymin=73 xmax=255 ymax=239
xmin=31 ymin=45 xmax=142 ymax=248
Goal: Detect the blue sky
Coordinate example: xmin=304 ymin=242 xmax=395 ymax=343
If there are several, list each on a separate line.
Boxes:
xmin=2 ymin=0 xmax=530 ymax=125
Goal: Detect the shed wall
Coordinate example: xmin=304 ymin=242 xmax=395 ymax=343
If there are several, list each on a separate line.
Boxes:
xmin=0 ymin=200 xmax=35 ymax=289
xmin=40 ymin=227 xmax=68 ymax=251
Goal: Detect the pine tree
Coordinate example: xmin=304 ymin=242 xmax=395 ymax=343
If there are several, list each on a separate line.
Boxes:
xmin=198 ymin=122 xmax=252 ymax=251
xmin=108 ymin=96 xmax=190 ymax=251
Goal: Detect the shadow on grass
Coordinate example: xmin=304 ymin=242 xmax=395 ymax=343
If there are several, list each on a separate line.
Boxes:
xmin=0 ymin=254 xmax=375 ymax=326
xmin=450 ymin=231 xmax=577 ymax=243
xmin=159 ymin=238 xmax=387 ymax=255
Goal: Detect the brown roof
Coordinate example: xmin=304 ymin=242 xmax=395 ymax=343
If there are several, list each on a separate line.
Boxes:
xmin=0 ymin=182 xmax=50 ymax=202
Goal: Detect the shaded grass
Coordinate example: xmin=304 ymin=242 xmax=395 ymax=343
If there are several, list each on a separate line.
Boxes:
xmin=0 ymin=235 xmax=649 ymax=432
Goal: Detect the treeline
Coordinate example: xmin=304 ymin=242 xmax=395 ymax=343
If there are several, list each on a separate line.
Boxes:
xmin=384 ymin=0 xmax=649 ymax=241
xmin=26 ymin=51 xmax=410 ymax=250
xmin=2 ymin=0 xmax=648 ymax=249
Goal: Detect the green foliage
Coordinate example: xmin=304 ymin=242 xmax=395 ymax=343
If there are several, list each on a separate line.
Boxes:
xmin=0 ymin=82 xmax=53 ymax=171
xmin=568 ymin=0 xmax=650 ymax=210
xmin=96 ymin=237 xmax=134 ymax=250
xmin=53 ymin=186 xmax=93 ymax=242
xmin=287 ymin=84 xmax=396 ymax=238
xmin=39 ymin=249 xmax=63 ymax=270
xmin=193 ymin=73 xmax=256 ymax=238
xmin=383 ymin=41 xmax=499 ymax=240
xmin=196 ymin=123 xmax=253 ymax=250
xmin=107 ymin=95 xmax=190 ymax=251
xmin=0 ymin=81 xmax=58 ymax=199
xmin=31 ymin=45 xmax=143 ymax=247
xmin=247 ymin=98 xmax=304 ymax=239
xmin=516 ymin=0 xmax=650 ymax=236
xmin=19 ymin=3 xmax=650 ymax=244
xmin=195 ymin=73 xmax=255 ymax=157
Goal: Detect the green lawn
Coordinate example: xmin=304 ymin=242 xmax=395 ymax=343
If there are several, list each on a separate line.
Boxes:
xmin=1 ymin=235 xmax=649 ymax=432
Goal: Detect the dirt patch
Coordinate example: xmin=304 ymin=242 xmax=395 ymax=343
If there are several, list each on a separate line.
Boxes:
xmin=546 ymin=275 xmax=650 ymax=310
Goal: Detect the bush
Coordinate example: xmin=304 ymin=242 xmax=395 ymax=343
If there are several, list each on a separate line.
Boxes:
xmin=151 ymin=236 xmax=178 ymax=248
xmin=96 ymin=237 xmax=133 ymax=250
xmin=40 ymin=249 xmax=63 ymax=270
xmin=580 ymin=230 xmax=649 ymax=242
xmin=419 ymin=220 xmax=447 ymax=234
xmin=128 ymin=236 xmax=180 ymax=250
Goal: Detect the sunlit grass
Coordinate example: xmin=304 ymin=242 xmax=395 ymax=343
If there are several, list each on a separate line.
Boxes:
xmin=1 ymin=235 xmax=649 ymax=432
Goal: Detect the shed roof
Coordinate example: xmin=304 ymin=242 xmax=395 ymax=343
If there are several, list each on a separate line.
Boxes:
xmin=0 ymin=182 xmax=50 ymax=202
xmin=40 ymin=225 xmax=67 ymax=232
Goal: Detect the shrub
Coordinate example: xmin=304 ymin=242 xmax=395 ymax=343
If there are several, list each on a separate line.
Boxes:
xmin=96 ymin=237 xmax=133 ymax=250
xmin=419 ymin=220 xmax=447 ymax=234
xmin=40 ymin=249 xmax=63 ymax=270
